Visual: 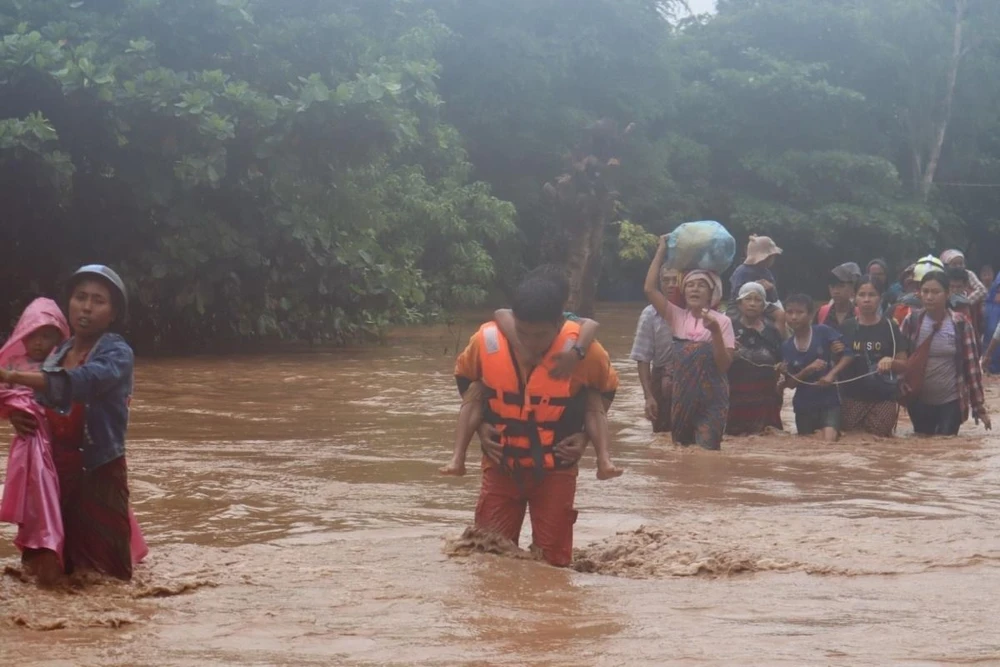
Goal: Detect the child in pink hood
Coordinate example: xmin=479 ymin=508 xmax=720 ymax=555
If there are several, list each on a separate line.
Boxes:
xmin=1 ymin=298 xmax=68 ymax=372
xmin=0 ymin=298 xmax=71 ymax=584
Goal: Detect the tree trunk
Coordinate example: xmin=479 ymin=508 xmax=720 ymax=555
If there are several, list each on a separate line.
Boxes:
xmin=912 ymin=148 xmax=923 ymax=193
xmin=565 ymin=210 xmax=607 ymax=318
xmin=578 ymin=219 xmax=605 ymax=318
xmin=565 ymin=224 xmax=590 ymax=316
xmin=920 ymin=0 xmax=966 ymax=201
xmin=549 ymin=118 xmax=629 ymax=315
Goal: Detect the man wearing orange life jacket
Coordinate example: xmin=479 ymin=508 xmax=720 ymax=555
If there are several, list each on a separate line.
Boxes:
xmin=454 ymin=276 xmax=619 ymax=567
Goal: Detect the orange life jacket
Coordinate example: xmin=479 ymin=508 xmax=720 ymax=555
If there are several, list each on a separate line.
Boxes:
xmin=892 ymin=303 xmax=911 ymax=326
xmin=478 ymin=320 xmax=581 ymax=477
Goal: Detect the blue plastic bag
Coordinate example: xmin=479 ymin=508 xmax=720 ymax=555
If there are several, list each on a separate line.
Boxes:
xmin=666 ymin=221 xmax=736 ymax=274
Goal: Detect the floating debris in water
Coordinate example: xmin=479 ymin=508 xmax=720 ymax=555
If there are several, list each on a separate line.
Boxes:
xmin=132 ymin=579 xmax=218 ymax=599
xmin=444 ymin=526 xmax=540 ymax=561
xmin=573 ymin=526 xmax=811 ymax=579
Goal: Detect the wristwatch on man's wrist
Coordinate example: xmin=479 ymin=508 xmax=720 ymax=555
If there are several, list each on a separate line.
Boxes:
xmin=572 ymin=344 xmax=586 ymax=360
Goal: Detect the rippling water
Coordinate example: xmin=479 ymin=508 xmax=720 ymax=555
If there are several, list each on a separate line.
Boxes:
xmin=2 ymin=305 xmax=1000 ymax=665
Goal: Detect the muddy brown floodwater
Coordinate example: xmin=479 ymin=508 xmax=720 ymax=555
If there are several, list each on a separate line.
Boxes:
xmin=2 ymin=304 xmax=1000 ymax=665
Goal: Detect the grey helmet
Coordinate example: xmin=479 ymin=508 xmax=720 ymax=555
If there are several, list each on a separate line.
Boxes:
xmin=69 ymin=264 xmax=128 ymax=319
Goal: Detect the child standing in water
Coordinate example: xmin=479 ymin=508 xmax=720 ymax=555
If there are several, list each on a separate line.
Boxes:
xmin=440 ymin=266 xmax=622 ymax=480
xmin=0 ymin=298 xmax=71 ymax=585
xmin=781 ymin=294 xmax=853 ymax=442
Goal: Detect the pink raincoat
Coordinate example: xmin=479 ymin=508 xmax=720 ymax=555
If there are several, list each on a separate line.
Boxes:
xmin=0 ymin=299 xmax=70 ymax=561
xmin=0 ymin=298 xmax=147 ymax=566
xmin=0 ymin=385 xmax=66 ymax=560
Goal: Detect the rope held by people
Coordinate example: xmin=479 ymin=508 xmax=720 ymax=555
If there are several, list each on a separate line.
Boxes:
xmin=737 ymin=357 xmax=882 ymax=387
xmin=736 ymin=311 xmax=900 ymax=387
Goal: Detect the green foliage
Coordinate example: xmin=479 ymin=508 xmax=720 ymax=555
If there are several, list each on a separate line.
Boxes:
xmin=5 ymin=0 xmax=1000 ymax=340
xmin=0 ymin=0 xmax=515 ymax=348
xmin=422 ymin=0 xmax=1000 ymax=298
xmin=617 ymin=221 xmax=658 ymax=264
xmin=660 ymin=0 xmax=1000 ymax=293
xmin=0 ymin=111 xmax=73 ymax=196
xmin=422 ymin=0 xmax=681 ymax=281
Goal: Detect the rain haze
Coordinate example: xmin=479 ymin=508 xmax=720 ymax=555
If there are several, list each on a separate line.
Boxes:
xmin=3 ymin=0 xmax=1000 ymax=665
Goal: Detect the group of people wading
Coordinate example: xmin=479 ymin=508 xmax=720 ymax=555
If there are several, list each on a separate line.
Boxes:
xmin=3 ymin=248 xmax=998 ymax=577
xmin=634 ymin=236 xmax=995 ymax=446
xmin=0 ymin=265 xmax=144 ymax=585
xmin=443 ymin=234 xmax=998 ymax=567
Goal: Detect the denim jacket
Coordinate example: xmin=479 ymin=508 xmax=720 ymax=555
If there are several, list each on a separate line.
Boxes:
xmin=37 ymin=333 xmax=134 ymax=472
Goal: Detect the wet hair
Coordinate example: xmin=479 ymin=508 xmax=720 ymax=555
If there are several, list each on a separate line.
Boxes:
xmin=920 ymin=270 xmax=949 ymax=293
xmin=784 ymin=293 xmax=814 ymax=313
xmin=946 ymin=266 xmax=969 ymax=285
xmin=511 ymin=276 xmax=566 ymax=325
xmin=525 ymin=264 xmax=570 ymax=306
xmin=856 ymin=275 xmax=883 ymax=296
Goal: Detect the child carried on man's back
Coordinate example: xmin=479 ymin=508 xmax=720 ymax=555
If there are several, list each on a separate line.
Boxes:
xmin=440 ymin=266 xmax=622 ymax=480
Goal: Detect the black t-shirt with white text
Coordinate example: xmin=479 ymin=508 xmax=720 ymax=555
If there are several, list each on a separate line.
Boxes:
xmin=840 ymin=318 xmax=910 ymax=402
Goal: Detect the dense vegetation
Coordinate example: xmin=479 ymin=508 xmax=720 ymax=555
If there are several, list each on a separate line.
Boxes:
xmin=2 ymin=0 xmax=999 ymax=348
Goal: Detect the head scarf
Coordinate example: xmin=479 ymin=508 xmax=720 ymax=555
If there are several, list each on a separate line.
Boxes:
xmin=0 ymin=298 xmax=70 ymax=370
xmin=683 ymin=269 xmax=723 ymax=308
xmin=736 ymin=281 xmax=766 ymax=302
xmin=866 ymin=258 xmax=888 ymax=275
xmin=940 ymin=249 xmax=965 ymax=266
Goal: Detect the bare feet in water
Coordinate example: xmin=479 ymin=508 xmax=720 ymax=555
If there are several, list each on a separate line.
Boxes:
xmin=596 ymin=459 xmax=624 ymax=480
xmin=439 ymin=459 xmax=467 ymax=476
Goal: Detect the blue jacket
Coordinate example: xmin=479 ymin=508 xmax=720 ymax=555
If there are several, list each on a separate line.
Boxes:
xmin=987 ymin=275 xmax=1000 ymax=373
xmin=37 ymin=333 xmax=135 ymax=472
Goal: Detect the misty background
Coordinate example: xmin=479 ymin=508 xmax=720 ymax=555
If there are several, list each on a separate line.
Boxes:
xmin=0 ymin=0 xmax=997 ymax=349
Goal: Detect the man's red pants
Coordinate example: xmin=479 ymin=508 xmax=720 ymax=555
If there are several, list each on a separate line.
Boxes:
xmin=474 ymin=467 xmax=578 ymax=567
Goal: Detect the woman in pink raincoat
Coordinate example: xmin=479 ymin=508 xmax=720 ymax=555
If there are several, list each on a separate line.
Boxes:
xmin=1 ymin=266 xmax=147 ymax=582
